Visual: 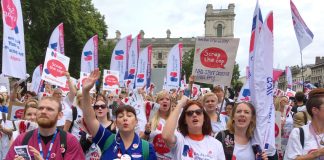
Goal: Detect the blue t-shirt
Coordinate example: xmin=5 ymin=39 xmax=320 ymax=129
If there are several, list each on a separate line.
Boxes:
xmin=93 ymin=124 xmax=157 ymax=160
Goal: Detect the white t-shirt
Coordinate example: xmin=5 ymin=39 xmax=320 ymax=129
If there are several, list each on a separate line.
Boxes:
xmin=149 ymin=118 xmax=172 ymax=160
xmin=284 ymin=123 xmax=324 ymax=160
xmin=171 ymin=131 xmax=226 ymax=160
xmin=68 ymin=107 xmax=83 ymax=140
xmin=57 ymin=96 xmax=73 ymax=126
xmin=232 ymin=141 xmax=255 ymax=160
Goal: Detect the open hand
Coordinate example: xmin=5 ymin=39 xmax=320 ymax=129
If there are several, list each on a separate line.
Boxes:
xmin=82 ymin=68 xmax=100 ymax=92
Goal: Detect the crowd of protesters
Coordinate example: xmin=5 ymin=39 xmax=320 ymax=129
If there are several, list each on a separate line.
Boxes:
xmin=0 ymin=69 xmax=323 ymax=160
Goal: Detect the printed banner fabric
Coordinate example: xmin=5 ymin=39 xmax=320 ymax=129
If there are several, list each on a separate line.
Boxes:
xmin=80 ymin=35 xmax=98 ymax=73
xmin=127 ymin=34 xmax=141 ymax=89
xmin=135 ymin=45 xmax=152 ymax=88
xmin=48 ymin=23 xmax=64 ymax=55
xmin=166 ymin=43 xmax=182 ymax=90
xmin=31 ymin=64 xmax=43 ymax=94
xmin=102 ymin=70 xmax=119 ymax=91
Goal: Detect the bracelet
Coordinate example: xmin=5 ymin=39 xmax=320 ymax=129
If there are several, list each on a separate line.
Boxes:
xmin=144 ymin=130 xmax=151 ymax=135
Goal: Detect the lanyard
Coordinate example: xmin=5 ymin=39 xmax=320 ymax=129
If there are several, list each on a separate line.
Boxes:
xmin=38 ymin=129 xmax=58 ymax=160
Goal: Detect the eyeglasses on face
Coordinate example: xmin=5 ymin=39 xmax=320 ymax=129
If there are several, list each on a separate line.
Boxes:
xmin=108 ymin=96 xmax=113 ymax=99
xmin=93 ymin=104 xmax=107 ymax=110
xmin=185 ymin=109 xmax=203 ymax=116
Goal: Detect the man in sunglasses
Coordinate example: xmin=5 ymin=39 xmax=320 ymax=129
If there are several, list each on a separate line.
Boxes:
xmin=284 ymin=88 xmax=324 ymax=159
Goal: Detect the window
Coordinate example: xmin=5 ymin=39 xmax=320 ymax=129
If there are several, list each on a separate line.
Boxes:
xmin=158 ymin=61 xmax=163 ymax=68
xmin=217 ymin=24 xmax=223 ymax=37
xmin=158 ymin=52 xmax=163 ymax=60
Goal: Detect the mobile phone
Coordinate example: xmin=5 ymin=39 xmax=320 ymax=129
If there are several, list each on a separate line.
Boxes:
xmin=14 ymin=145 xmax=31 ymax=160
xmin=252 ymin=144 xmax=263 ymax=160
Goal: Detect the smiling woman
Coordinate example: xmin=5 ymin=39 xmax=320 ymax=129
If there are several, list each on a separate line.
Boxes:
xmin=162 ymin=96 xmax=226 ymax=160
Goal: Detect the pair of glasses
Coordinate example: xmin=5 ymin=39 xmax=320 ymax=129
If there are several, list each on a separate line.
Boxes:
xmin=108 ymin=96 xmax=113 ymax=99
xmin=185 ymin=109 xmax=203 ymax=116
xmin=93 ymin=104 xmax=107 ymax=110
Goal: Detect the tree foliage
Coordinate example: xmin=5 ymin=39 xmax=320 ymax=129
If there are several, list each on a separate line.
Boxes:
xmin=0 ymin=0 xmax=110 ymax=77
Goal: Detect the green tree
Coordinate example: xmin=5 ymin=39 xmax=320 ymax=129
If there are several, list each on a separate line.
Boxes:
xmin=0 ymin=0 xmax=110 ymax=78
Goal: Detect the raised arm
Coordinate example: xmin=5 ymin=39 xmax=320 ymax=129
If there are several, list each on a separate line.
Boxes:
xmin=80 ymin=68 xmax=101 ymax=136
xmin=66 ymin=72 xmax=77 ymax=103
xmin=162 ymin=96 xmax=187 ymax=148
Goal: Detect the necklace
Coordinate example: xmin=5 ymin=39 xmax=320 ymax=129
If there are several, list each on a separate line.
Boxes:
xmin=312 ymin=124 xmax=324 ymax=146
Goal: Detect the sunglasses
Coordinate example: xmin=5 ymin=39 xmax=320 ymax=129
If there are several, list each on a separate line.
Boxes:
xmin=93 ymin=104 xmax=107 ymax=110
xmin=108 ymin=96 xmax=113 ymax=99
xmin=185 ymin=109 xmax=203 ymax=116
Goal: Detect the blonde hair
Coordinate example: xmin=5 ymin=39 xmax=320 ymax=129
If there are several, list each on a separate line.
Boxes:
xmin=150 ymin=90 xmax=171 ymax=130
xmin=227 ymin=102 xmax=256 ymax=139
xmin=274 ymin=96 xmax=288 ymax=111
xmin=202 ymin=92 xmax=218 ymax=105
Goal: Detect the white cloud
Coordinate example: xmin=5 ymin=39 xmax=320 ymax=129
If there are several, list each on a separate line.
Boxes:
xmin=93 ymin=0 xmax=323 ymax=76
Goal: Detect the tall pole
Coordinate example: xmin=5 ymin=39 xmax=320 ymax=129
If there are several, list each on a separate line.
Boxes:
xmin=300 ymin=51 xmax=305 ymax=93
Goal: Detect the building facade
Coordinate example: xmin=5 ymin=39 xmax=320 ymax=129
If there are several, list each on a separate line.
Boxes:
xmin=310 ymin=56 xmax=324 ymax=88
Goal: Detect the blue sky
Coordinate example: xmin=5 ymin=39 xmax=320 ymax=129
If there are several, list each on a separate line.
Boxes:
xmin=92 ymin=0 xmax=322 ymax=76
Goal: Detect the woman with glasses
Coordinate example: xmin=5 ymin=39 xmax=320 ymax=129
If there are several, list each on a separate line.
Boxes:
xmin=80 ymin=69 xmax=157 ymax=159
xmin=162 ymin=96 xmax=225 ymax=160
xmin=202 ymin=92 xmax=226 ymax=136
xmin=93 ymin=97 xmax=116 ymax=134
xmin=215 ymin=102 xmax=268 ymax=160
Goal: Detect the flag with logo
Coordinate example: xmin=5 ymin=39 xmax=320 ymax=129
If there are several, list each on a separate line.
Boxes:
xmin=249 ymin=0 xmax=263 ymax=104
xmin=48 ymin=23 xmax=64 ymax=55
xmin=286 ymin=66 xmax=293 ymax=89
xmin=1 ymin=0 xmax=26 ymax=79
xmin=102 ymin=70 xmax=119 ymax=91
xmin=251 ymin=12 xmax=276 ymax=154
xmin=290 ymin=0 xmax=314 ymax=51
xmin=80 ymin=35 xmax=98 ymax=73
xmin=110 ymin=35 xmax=132 ymax=86
xmin=135 ymin=45 xmax=152 ymax=88
xmin=166 ymin=43 xmax=182 ymax=90
xmin=127 ymin=34 xmax=141 ymax=89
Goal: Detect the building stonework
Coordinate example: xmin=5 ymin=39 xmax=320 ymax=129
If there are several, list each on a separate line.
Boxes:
xmin=310 ymin=56 xmax=324 ymax=87
xmin=107 ymin=3 xmax=235 ymax=68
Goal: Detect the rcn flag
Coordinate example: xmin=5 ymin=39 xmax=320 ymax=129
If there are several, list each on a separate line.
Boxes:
xmin=1 ymin=0 xmax=26 ymax=79
xmin=251 ymin=12 xmax=276 ymax=155
xmin=31 ymin=64 xmax=43 ymax=94
xmin=166 ymin=43 xmax=182 ymax=90
xmin=80 ymin=35 xmax=98 ymax=73
xmin=249 ymin=0 xmax=263 ymax=104
xmin=110 ymin=35 xmax=132 ymax=86
xmin=48 ymin=23 xmax=64 ymax=55
xmin=127 ymin=34 xmax=141 ymax=88
xmin=290 ymin=0 xmax=314 ymax=51
xmin=286 ymin=66 xmax=293 ymax=89
xmin=135 ymin=45 xmax=152 ymax=88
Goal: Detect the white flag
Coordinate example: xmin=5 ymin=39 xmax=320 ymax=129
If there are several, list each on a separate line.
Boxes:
xmin=127 ymin=34 xmax=141 ymax=89
xmin=110 ymin=35 xmax=132 ymax=86
xmin=48 ymin=23 xmax=64 ymax=55
xmin=290 ymin=0 xmax=314 ymax=51
xmin=166 ymin=43 xmax=182 ymax=90
xmin=1 ymin=0 xmax=26 ymax=79
xmin=31 ymin=64 xmax=43 ymax=94
xmin=251 ymin=12 xmax=276 ymax=155
xmin=80 ymin=35 xmax=98 ymax=73
xmin=135 ymin=45 xmax=152 ymax=88
xmin=285 ymin=66 xmax=293 ymax=89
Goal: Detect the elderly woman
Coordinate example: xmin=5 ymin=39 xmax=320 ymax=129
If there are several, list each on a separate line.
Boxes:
xmin=162 ymin=96 xmax=225 ymax=160
xmin=80 ymin=69 xmax=157 ymax=159
xmin=215 ymin=102 xmax=268 ymax=160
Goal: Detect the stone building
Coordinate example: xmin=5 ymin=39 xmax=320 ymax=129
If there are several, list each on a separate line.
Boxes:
xmin=310 ymin=56 xmax=324 ymax=87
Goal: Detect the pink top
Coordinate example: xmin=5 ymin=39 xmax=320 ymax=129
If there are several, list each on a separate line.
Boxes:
xmin=6 ymin=129 xmax=85 ymax=160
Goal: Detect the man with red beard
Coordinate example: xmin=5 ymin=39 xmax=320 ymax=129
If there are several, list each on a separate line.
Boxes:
xmin=6 ymin=97 xmax=85 ymax=160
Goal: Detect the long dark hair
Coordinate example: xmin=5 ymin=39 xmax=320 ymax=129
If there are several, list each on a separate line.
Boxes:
xmin=178 ymin=101 xmax=212 ymax=136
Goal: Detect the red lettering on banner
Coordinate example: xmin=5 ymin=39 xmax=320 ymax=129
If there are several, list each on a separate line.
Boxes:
xmin=200 ymin=47 xmax=227 ymax=68
xmin=105 ymin=75 xmax=118 ymax=86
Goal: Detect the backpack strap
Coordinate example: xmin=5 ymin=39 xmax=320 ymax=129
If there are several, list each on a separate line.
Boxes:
xmin=22 ymin=129 xmax=35 ymax=145
xmin=299 ymin=127 xmax=304 ymax=149
xmin=103 ymin=134 xmax=115 ymax=153
xmin=59 ymin=128 xmax=67 ymax=158
xmin=141 ymin=139 xmax=149 ymax=160
xmin=68 ymin=106 xmax=78 ymax=132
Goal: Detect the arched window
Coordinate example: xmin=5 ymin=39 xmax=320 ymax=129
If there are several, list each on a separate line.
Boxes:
xmin=158 ymin=61 xmax=163 ymax=68
xmin=217 ymin=24 xmax=223 ymax=37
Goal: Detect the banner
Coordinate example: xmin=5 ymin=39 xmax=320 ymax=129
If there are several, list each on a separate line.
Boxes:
xmin=237 ymin=82 xmax=251 ymax=102
xmin=200 ymin=88 xmax=210 ymax=95
xmin=191 ymin=84 xmax=200 ymax=99
xmin=249 ymin=0 xmax=263 ymax=105
xmin=285 ymin=66 xmax=293 ymax=89
xmin=127 ymin=34 xmax=141 ymax=89
xmin=290 ymin=0 xmax=314 ymax=51
xmin=0 ymin=74 xmax=10 ymax=94
xmin=135 ymin=45 xmax=152 ymax=88
xmin=60 ymin=77 xmax=77 ymax=95
xmin=251 ymin=12 xmax=275 ymax=154
xmin=48 ymin=23 xmax=64 ymax=55
xmin=102 ymin=70 xmax=119 ymax=91
xmin=8 ymin=103 xmax=24 ymax=120
xmin=166 ymin=43 xmax=182 ymax=90
xmin=41 ymin=48 xmax=70 ymax=87
xmin=1 ymin=0 xmax=26 ymax=79
xmin=31 ymin=64 xmax=43 ymax=94
xmin=80 ymin=35 xmax=98 ymax=73
xmin=192 ymin=37 xmax=239 ymax=86
xmin=110 ymin=35 xmax=132 ymax=86
xmin=275 ymin=111 xmax=282 ymax=153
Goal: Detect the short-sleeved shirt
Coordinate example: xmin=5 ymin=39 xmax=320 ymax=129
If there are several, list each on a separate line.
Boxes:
xmin=171 ymin=131 xmax=226 ymax=160
xmin=232 ymin=141 xmax=255 ymax=160
xmin=284 ymin=123 xmax=323 ymax=160
xmin=93 ymin=124 xmax=157 ymax=160
xmin=6 ymin=128 xmax=85 ymax=160
xmin=149 ymin=118 xmax=172 ymax=159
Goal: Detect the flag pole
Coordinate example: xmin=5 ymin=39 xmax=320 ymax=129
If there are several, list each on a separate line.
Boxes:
xmin=300 ymin=50 xmax=305 ymax=93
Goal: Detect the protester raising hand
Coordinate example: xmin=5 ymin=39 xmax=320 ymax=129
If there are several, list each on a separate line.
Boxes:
xmin=82 ymin=68 xmax=100 ymax=92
